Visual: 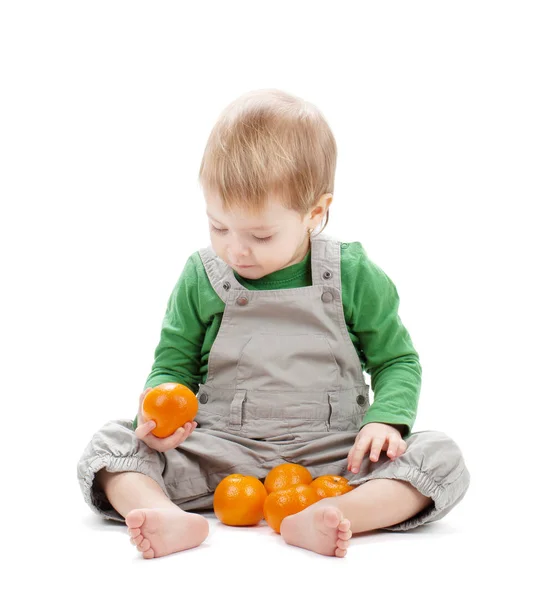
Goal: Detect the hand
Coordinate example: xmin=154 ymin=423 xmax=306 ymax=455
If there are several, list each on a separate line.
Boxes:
xmin=135 ymin=386 xmax=198 ymax=452
xmin=347 ymin=423 xmax=407 ymax=473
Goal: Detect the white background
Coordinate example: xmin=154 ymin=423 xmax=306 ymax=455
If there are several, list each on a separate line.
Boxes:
xmin=1 ymin=1 xmax=539 ymax=597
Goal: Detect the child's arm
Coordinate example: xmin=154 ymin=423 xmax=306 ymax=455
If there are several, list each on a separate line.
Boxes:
xmin=342 ymin=243 xmax=422 ymax=437
xmin=133 ymin=253 xmax=207 ymax=429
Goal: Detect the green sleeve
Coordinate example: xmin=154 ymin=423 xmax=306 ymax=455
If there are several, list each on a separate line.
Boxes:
xmin=341 ymin=243 xmax=422 ymax=437
xmin=133 ymin=253 xmax=207 ymax=429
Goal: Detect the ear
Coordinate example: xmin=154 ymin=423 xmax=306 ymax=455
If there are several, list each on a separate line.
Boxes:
xmin=308 ymin=194 xmax=333 ymax=228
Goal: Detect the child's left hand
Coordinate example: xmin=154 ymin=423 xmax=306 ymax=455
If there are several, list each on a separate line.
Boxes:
xmin=347 ymin=422 xmax=407 ymax=473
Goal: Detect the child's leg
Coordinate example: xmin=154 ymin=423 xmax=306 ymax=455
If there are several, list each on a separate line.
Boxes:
xmin=96 ymin=469 xmax=181 ymax=515
xmin=96 ymin=469 xmax=209 ymax=559
xmin=323 ymin=478 xmax=433 ymax=533
xmin=281 ymin=479 xmax=432 ymax=558
xmin=280 ymin=430 xmax=470 ymax=557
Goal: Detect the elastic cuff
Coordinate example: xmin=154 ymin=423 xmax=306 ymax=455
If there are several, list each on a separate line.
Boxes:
xmin=81 ymin=455 xmax=167 ymax=522
xmin=349 ymin=465 xmax=469 ymax=532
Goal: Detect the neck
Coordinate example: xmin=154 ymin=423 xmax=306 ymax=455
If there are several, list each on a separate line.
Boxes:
xmin=284 ymin=234 xmax=311 ymax=270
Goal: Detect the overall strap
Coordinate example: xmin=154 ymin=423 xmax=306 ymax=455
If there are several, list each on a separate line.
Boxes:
xmin=310 ymin=233 xmax=343 ymax=291
xmin=198 ymin=246 xmax=246 ymax=303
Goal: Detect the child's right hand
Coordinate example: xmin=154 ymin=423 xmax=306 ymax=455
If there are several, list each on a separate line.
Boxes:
xmin=135 ymin=386 xmax=198 ymax=452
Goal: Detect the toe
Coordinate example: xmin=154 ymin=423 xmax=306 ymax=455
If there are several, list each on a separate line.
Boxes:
xmin=338 ymin=519 xmax=351 ymax=532
xmin=128 ymin=527 xmax=141 ymax=538
xmin=338 ymin=529 xmax=352 ymax=541
xmin=130 ymin=535 xmax=143 ymax=546
xmin=142 ymin=548 xmax=155 ymax=559
xmin=126 ymin=509 xmax=146 ymax=530
xmin=138 ymin=538 xmax=151 ymax=552
xmin=322 ymin=507 xmax=341 ymax=529
xmin=335 ymin=547 xmax=347 ymax=558
xmin=336 ymin=539 xmax=350 ymax=550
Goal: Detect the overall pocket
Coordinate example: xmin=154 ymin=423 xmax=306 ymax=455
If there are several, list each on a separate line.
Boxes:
xmin=327 ymin=385 xmax=370 ymax=431
xmin=353 ymin=384 xmax=370 ymax=428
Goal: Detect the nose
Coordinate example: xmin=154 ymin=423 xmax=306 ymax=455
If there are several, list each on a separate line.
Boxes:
xmin=228 ymin=235 xmax=250 ymax=262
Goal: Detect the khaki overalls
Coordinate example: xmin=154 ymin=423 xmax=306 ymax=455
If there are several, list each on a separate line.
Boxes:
xmin=78 ymin=234 xmax=470 ymax=531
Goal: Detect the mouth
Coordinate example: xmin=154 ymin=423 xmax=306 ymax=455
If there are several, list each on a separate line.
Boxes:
xmin=233 ymin=264 xmax=254 ymax=269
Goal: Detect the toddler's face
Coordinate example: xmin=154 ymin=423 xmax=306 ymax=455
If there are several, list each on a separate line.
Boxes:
xmin=205 ymin=190 xmax=313 ymax=279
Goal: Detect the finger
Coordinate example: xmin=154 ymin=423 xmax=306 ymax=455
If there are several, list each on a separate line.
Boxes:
xmin=177 ymin=422 xmax=197 ymax=441
xmin=397 ymin=439 xmax=408 ymax=457
xmin=143 ymin=422 xmax=196 ymax=452
xmin=349 ymin=436 xmax=372 ymax=473
xmin=158 ymin=424 xmax=191 ymax=451
xmin=349 ymin=437 xmax=368 ymax=468
xmin=386 ymin=435 xmax=401 ymax=460
xmin=183 ymin=422 xmax=197 ymax=438
xmin=139 ymin=387 xmax=152 ymax=403
xmin=347 ymin=438 xmax=360 ymax=469
xmin=369 ymin=437 xmax=385 ymax=462
xmin=137 ymin=388 xmax=152 ymax=420
xmin=175 ymin=425 xmax=190 ymax=444
xmin=135 ymin=420 xmax=156 ymax=440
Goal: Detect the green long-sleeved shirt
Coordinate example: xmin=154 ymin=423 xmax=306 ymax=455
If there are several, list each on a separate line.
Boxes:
xmin=137 ymin=241 xmax=422 ymax=436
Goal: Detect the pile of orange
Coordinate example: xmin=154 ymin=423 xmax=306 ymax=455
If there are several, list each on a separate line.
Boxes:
xmin=213 ymin=463 xmax=354 ymax=533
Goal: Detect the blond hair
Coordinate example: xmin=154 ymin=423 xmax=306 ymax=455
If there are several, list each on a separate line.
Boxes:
xmin=198 ymin=89 xmax=336 ymax=234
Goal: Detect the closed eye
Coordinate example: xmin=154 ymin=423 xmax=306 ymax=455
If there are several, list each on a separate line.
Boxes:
xmin=211 ymin=224 xmax=273 ymax=243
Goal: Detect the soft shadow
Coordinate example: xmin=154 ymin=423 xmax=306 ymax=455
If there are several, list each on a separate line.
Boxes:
xmin=213 ymin=521 xmax=270 ymax=533
xmin=82 ymin=509 xmax=218 ymax=531
xmin=350 ymin=520 xmax=460 ymax=544
xmin=129 ymin=540 xmax=212 ymax=562
xmin=82 ymin=513 xmax=126 ymax=530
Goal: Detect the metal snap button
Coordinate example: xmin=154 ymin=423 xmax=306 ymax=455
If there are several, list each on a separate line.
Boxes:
xmin=356 ymin=394 xmax=366 ymax=405
xmin=321 ymin=291 xmax=334 ymax=303
xmin=199 ymin=392 xmax=209 ymax=404
xmin=236 ymin=296 xmax=249 ymax=306
xmin=323 ymin=270 xmax=332 ymax=280
xmin=223 ymin=281 xmax=231 ymax=291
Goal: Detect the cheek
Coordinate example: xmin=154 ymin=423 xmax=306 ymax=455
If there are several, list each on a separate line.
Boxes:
xmin=210 ymin=236 xmax=226 ymax=257
xmin=260 ymin=243 xmax=287 ymax=265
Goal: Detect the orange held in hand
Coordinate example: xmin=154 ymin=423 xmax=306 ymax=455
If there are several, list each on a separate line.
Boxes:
xmin=213 ymin=474 xmax=268 ymax=526
xmin=263 ymin=483 xmax=320 ymax=534
xmin=310 ymin=475 xmax=354 ymax=499
xmin=141 ymin=383 xmax=199 ymax=438
xmin=264 ymin=463 xmax=313 ymax=494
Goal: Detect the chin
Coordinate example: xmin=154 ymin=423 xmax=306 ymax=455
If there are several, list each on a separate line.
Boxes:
xmin=238 ymin=266 xmax=263 ymax=279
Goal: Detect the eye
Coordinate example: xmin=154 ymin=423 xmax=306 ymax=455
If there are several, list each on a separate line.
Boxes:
xmin=253 ymin=235 xmax=273 ymax=243
xmin=211 ymin=225 xmax=228 ymax=235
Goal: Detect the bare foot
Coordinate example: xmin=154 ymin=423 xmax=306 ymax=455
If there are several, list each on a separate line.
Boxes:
xmin=125 ymin=507 xmax=209 ymax=559
xmin=280 ymin=499 xmax=352 ymax=558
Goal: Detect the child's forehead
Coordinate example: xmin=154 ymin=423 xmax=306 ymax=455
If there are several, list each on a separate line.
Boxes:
xmin=205 ymin=192 xmax=295 ymax=229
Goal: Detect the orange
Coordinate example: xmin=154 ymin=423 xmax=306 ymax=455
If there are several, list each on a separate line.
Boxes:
xmin=141 ymin=383 xmax=198 ymax=438
xmin=213 ymin=474 xmax=268 ymax=526
xmin=264 ymin=463 xmax=313 ymax=494
xmin=263 ymin=483 xmax=320 ymax=534
xmin=310 ymin=475 xmax=354 ymax=499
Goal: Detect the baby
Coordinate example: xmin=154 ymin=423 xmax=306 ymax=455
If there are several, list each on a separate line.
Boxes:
xmin=77 ymin=89 xmax=470 ymax=559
